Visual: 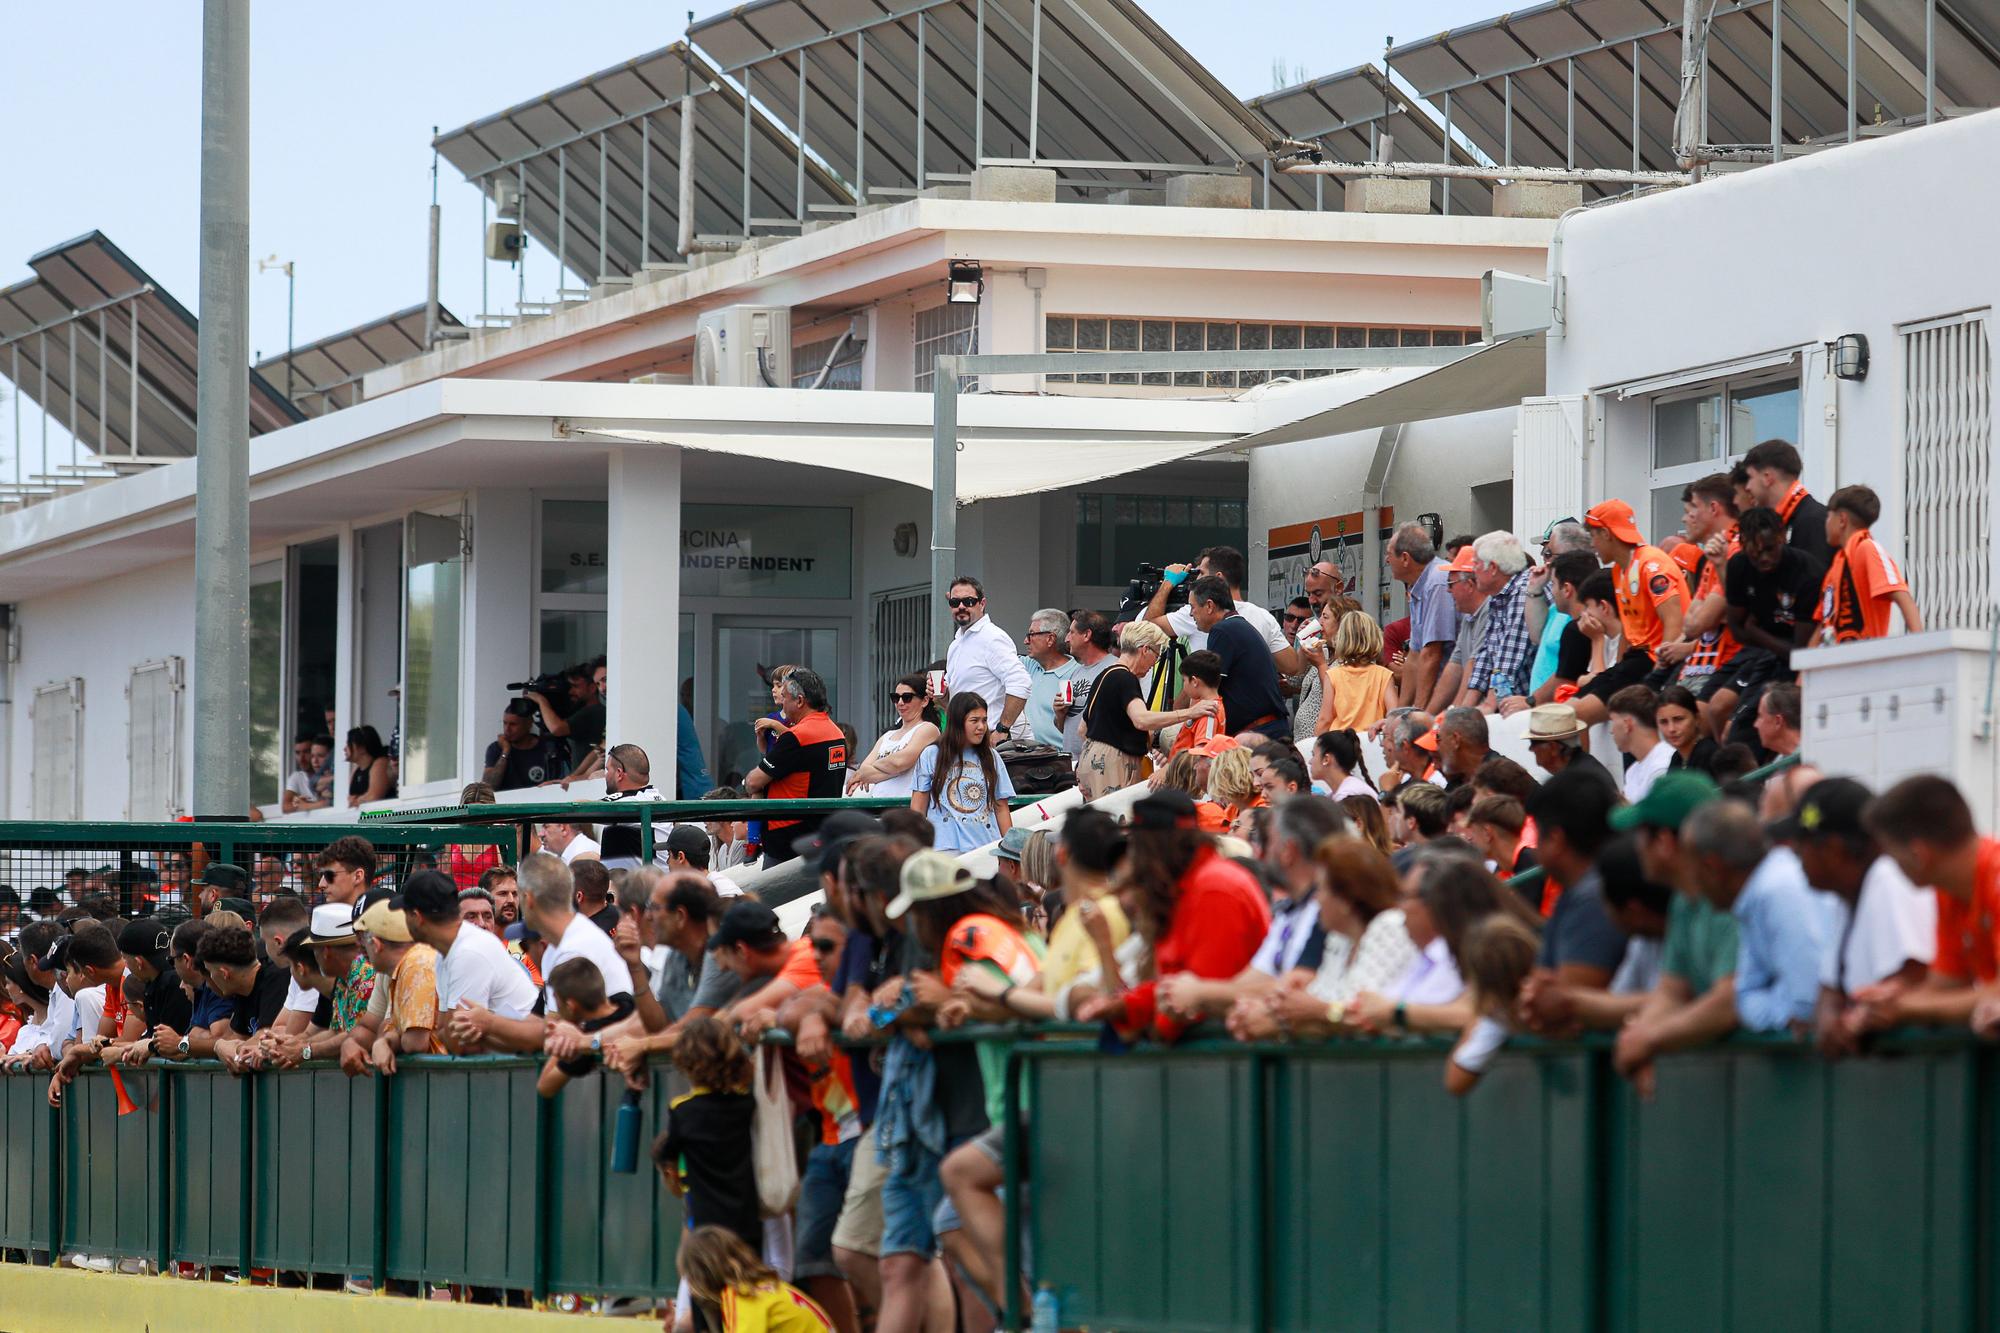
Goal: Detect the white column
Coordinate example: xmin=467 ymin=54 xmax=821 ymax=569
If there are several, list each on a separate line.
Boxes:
xmin=608 ymin=446 xmax=682 ymax=795
xmin=462 ymin=488 xmax=535 ymax=786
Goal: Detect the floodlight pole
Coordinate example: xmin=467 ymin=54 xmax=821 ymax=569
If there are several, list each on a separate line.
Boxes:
xmin=193 ymin=0 xmax=251 ymax=819
xmin=930 ymin=355 xmax=959 ymax=661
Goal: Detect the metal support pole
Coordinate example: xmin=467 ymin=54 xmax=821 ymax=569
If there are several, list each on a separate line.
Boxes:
xmin=930 ymin=355 xmax=958 ymax=660
xmin=678 ymin=94 xmax=697 ymax=257
xmin=96 ymin=312 xmax=106 ymax=453
xmin=855 ymin=37 xmax=867 ymax=203
xmin=128 ymin=303 xmax=139 ymax=456
xmin=481 ymin=186 xmax=489 ymax=317
xmin=9 ymin=345 xmax=18 ymax=486
xmin=426 ymin=204 xmax=441 ymax=345
xmin=598 ymin=132 xmax=609 ymax=276
xmin=974 ymin=0 xmax=985 ymax=163
xmin=1503 ymin=74 xmax=1513 ymax=165
xmin=1632 ymin=41 xmax=1642 ymax=177
xmin=641 ymin=116 xmax=652 ymax=261
xmin=743 ymin=68 xmax=755 ymax=236
xmin=193 ymin=0 xmax=251 ymax=817
xmin=1771 ymin=0 xmax=1784 ymax=163
xmin=1028 ymin=0 xmax=1042 ymax=162
xmin=1442 ymin=91 xmax=1453 ymax=215
xmin=1925 ymin=0 xmax=1935 ymax=125
xmin=916 ymin=12 xmax=927 ymax=191
xmin=518 ymin=165 xmax=527 ymax=309
xmin=795 ymin=59 xmax=807 ymax=221
xmin=67 ymin=322 xmax=77 ymax=463
xmin=557 ymin=144 xmax=568 ymax=291
xmin=1567 ymin=58 xmax=1576 ymax=168
xmin=38 ymin=333 xmax=46 ymax=477
xmin=1845 ymin=0 xmax=1855 ymax=142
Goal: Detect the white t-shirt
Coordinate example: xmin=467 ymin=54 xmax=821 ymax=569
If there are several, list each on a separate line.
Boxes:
xmin=438 ymin=923 xmax=540 ymax=1018
xmin=711 ymin=872 xmax=746 ymax=899
xmin=74 ymin=984 xmax=107 ymax=1043
xmin=1621 ymin=742 xmax=1673 ymax=803
xmin=284 ymin=770 xmax=322 ymax=803
xmin=45 ymin=986 xmax=79 ymax=1054
xmin=8 ymin=1019 xmax=53 ymax=1057
xmin=1450 ymin=1016 xmax=1511 ymax=1073
xmin=542 ymin=912 xmax=634 ymax=1011
xmin=284 ymin=973 xmax=320 ymax=1015
xmin=1165 ymin=598 xmax=1287 ymax=654
xmin=1818 ymin=856 xmax=1938 ymax=991
xmin=558 ymin=835 xmax=602 ymax=865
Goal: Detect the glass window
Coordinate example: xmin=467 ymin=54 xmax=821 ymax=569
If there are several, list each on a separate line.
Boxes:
xmin=1045 ymin=316 xmax=1074 ymax=350
xmin=1433 ymin=329 xmax=1465 ymax=347
xmin=541 ymin=499 xmax=609 ymax=595
xmin=1650 ymin=486 xmax=1688 ymax=548
xmin=1074 ymin=491 xmax=1250 ymax=585
xmin=1174 ymin=321 xmax=1203 ymax=387
xmin=1108 ymin=318 xmax=1139 ymax=386
xmin=1141 ymin=319 xmax=1172 ymax=386
xmin=1337 ymin=326 xmax=1366 ymax=349
xmin=539 ymin=610 xmax=607 ymax=676
xmin=403 ymin=514 xmax=463 ymax=789
xmin=1653 ymin=392 xmax=1724 ymax=471
xmin=1075 ymin=318 xmax=1107 ymax=351
xmin=714 ymin=625 xmax=840 ymax=785
xmin=1730 ymin=378 xmax=1800 ymax=451
xmin=1206 ymin=322 xmax=1236 ymax=389
xmin=1368 ymin=328 xmax=1397 ymax=349
xmin=248 ymin=566 xmax=284 ymax=806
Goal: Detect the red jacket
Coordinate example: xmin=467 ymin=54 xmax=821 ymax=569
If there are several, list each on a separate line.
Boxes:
xmin=1115 ymin=847 xmax=1271 ymax=1041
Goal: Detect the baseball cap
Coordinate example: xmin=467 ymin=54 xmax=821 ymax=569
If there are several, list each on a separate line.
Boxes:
xmin=886 ymin=850 xmax=975 ymax=920
xmin=116 ymin=917 xmax=172 ymax=962
xmin=1129 ymin=789 xmax=1198 ymax=832
xmin=1446 ymin=545 xmax=1479 ymax=575
xmin=1194 ymin=734 xmax=1239 ymax=759
xmin=503 ymin=920 xmax=541 ymax=944
xmin=1609 ymin=770 xmax=1720 ymax=832
xmin=707 ymin=899 xmax=787 ymax=952
xmin=353 ymin=895 xmax=413 ymax=943
xmin=1414 ymin=727 xmax=1440 ymax=752
xmin=1538 ymin=516 xmax=1580 ymax=544
xmin=794 ymin=811 xmax=884 ymax=861
xmin=216 ymin=897 xmax=256 ymax=920
xmin=664 ymin=824 xmax=711 ymax=860
xmin=1773 ymin=777 xmax=1871 ymax=843
xmin=196 ymin=863 xmax=248 ymax=892
xmin=400 ymin=870 xmax=461 ymax=922
xmin=1584 ymin=499 xmax=1644 ymax=546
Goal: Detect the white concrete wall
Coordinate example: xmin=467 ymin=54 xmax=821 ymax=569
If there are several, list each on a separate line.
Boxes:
xmin=9 ymin=560 xmax=197 ymax=820
xmin=1546 ymin=108 xmax=2000 ymax=560
xmin=1247 ymin=408 xmax=1519 ymax=623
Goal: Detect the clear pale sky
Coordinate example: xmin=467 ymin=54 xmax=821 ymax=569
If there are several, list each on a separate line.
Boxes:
xmin=0 ymin=0 xmax=1501 ymax=375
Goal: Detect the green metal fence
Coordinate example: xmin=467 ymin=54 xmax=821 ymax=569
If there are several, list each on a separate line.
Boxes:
xmin=0 ymin=820 xmax=515 ymax=916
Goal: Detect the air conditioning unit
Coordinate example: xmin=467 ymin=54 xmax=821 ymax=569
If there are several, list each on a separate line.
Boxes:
xmin=693 ymin=306 xmax=793 ymax=387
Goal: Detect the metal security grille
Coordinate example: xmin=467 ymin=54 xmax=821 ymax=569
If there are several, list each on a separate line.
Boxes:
xmin=870 ymin=583 xmax=931 ymax=733
xmin=127 ymin=657 xmax=183 ymax=821
xmin=791 ymin=333 xmax=863 ymax=389
xmin=1902 ymin=314 xmax=1994 ymax=631
xmin=913 ymin=303 xmax=977 ymax=392
xmin=30 ymin=679 xmax=81 ymax=821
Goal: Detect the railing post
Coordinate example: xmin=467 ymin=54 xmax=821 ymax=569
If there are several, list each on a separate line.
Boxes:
xmin=155 ymin=1067 xmax=173 ymax=1274
xmin=238 ymin=1069 xmax=254 ymax=1276
xmin=1002 ymin=1044 xmax=1024 ymax=1332
xmin=46 ymin=1095 xmax=62 ymax=1266
xmin=1248 ymin=1049 xmax=1268 ymax=1333
xmin=372 ymin=1068 xmax=390 ymax=1289
xmin=533 ymin=1086 xmax=555 ymax=1303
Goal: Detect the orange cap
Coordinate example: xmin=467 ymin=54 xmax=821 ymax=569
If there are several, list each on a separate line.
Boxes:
xmin=1585 ymin=499 xmax=1644 ymax=545
xmin=1669 ymin=542 xmax=1703 ymax=575
xmin=1194 ymin=735 xmax=1239 ymax=758
xmin=1413 ymin=727 xmax=1440 ymax=752
xmin=1446 ymin=544 xmax=1479 ymax=574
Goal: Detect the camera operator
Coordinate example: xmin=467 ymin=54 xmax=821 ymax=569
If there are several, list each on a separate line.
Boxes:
xmin=483 ymin=699 xmax=573 ymax=791
xmin=526 ymin=657 xmax=607 ymax=756
xmin=1145 ymin=545 xmax=1302 ymax=676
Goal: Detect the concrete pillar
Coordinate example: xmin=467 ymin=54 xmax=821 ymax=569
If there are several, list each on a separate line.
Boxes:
xmin=1493 ymin=181 xmax=1585 ymax=218
xmin=1164 ymin=174 xmax=1252 ymax=209
xmin=970 ymin=166 xmax=1057 ymax=203
xmin=980 ymin=272 xmax=1038 ymax=394
xmin=607 ymin=447 xmax=682 ymax=795
xmin=1342 ymin=178 xmax=1431 ymax=215
xmin=462 ymin=488 xmax=535 ymax=786
xmin=864 ymin=300 xmax=915 ymax=391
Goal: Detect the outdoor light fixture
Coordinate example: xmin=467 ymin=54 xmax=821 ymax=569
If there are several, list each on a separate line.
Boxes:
xmin=946 ymin=259 xmax=984 ymax=305
xmin=1830 ymin=333 xmax=1870 ymax=381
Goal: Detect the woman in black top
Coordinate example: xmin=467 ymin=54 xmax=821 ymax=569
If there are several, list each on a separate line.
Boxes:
xmin=1655 ymin=685 xmax=1721 ymax=775
xmin=345 ymin=726 xmax=397 ymax=806
xmin=1077 ymin=622 xmax=1219 ymax=802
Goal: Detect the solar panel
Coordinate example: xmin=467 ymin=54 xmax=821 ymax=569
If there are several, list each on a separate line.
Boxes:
xmin=1251 ymin=64 xmax=1495 ymax=215
xmin=433 ymin=42 xmax=855 ymax=282
xmin=688 ymin=0 xmax=1277 ymax=204
xmin=0 ymin=231 xmax=302 ymax=460
xmin=254 ymin=304 xmax=461 ymax=417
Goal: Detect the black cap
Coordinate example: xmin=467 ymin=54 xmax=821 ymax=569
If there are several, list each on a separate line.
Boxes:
xmin=504 ymin=698 xmax=538 ymax=719
xmin=29 ymin=887 xmax=63 ymax=911
xmin=117 ymin=917 xmax=172 ymax=962
xmin=401 ymin=869 xmax=461 ymax=922
xmin=795 ymin=811 xmax=884 ymax=863
xmin=1130 ymin=789 xmax=1198 ymax=831
xmin=217 ymin=897 xmax=256 ymax=919
xmin=664 ymin=824 xmax=710 ymax=858
xmin=1774 ymin=777 xmax=1873 ymax=843
xmin=197 ymin=863 xmax=249 ymax=892
xmin=34 ymin=934 xmax=73 ymax=974
xmin=707 ymin=899 xmax=786 ymax=953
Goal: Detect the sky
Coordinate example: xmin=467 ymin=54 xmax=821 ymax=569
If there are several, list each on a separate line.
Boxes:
xmin=0 ymin=0 xmax=1504 ymax=379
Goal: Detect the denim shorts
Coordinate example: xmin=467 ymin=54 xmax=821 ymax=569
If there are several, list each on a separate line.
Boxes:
xmin=793 ymin=1138 xmax=857 ymax=1280
xmin=879 ymin=1136 xmax=968 ymax=1258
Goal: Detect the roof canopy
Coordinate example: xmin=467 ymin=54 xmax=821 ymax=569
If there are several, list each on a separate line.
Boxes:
xmin=1251 ymin=64 xmax=1494 ymax=215
xmin=0 ymin=232 xmax=301 ymax=459
xmin=254 ymin=304 xmax=463 ymax=418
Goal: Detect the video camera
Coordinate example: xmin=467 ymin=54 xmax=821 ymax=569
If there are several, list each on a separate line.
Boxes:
xmin=1119 ymin=561 xmax=1191 ymax=623
xmin=506 ymin=671 xmax=573 ymax=716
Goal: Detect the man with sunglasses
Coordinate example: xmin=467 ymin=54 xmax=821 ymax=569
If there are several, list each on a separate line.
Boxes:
xmin=942 ymin=577 xmax=1029 ymax=733
xmin=1017 ymin=607 xmax=1077 ymax=747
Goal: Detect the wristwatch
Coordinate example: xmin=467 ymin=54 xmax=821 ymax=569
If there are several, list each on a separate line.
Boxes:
xmin=177 ymin=1036 xmax=190 ymax=1056
xmin=303 ymin=1043 xmax=314 ymax=1063
xmin=1393 ymin=1002 xmax=1409 ymax=1032
xmin=590 ymin=1034 xmax=602 ymax=1053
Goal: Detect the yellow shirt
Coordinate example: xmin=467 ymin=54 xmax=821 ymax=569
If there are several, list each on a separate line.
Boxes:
xmin=1322 ymin=663 xmax=1393 ymax=733
xmin=1042 ymin=890 xmax=1132 ymax=997
xmin=721 ymin=1282 xmax=835 ymax=1332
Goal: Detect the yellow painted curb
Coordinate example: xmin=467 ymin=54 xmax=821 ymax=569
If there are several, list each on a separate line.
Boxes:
xmin=0 ymin=1266 xmax=643 ymax=1331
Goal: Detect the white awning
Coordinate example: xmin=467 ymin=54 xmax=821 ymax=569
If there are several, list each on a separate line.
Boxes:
xmin=1227 ymin=335 xmax=1546 ymax=450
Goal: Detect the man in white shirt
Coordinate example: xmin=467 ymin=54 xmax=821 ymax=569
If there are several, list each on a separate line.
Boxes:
xmin=1608 ymin=685 xmax=1672 ymax=803
xmin=518 ymin=851 xmax=634 ymax=1012
xmin=1145 ymin=545 xmax=1300 ymax=674
xmin=402 ymin=870 xmax=540 ymax=1052
xmin=943 ymin=577 xmax=1030 ymax=729
xmin=539 ymin=821 xmax=601 ymax=865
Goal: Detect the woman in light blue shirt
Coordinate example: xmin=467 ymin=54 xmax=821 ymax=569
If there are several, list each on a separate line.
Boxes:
xmin=912 ymin=693 xmax=1016 ymax=851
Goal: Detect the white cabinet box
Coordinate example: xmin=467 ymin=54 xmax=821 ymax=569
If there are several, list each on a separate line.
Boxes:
xmin=1794 ymin=629 xmax=2000 ymax=830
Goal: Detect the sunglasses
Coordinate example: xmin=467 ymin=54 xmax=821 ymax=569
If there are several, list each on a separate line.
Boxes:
xmin=891 ymin=691 xmax=920 ymax=703
xmin=811 ymin=937 xmax=839 ymax=955
xmin=318 ymin=870 xmax=338 ymax=883
xmin=947 ymin=596 xmax=980 ymax=608
xmin=1282 ymin=613 xmax=1308 ymax=624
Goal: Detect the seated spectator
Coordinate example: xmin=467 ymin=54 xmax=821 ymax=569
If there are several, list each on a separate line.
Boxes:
xmin=1074 ymin=791 xmax=1270 ymax=1042
xmin=1774 ymin=777 xmax=1934 ymax=1058
xmin=1531 ymin=551 xmax=1606 ymax=706
xmin=1151 ymin=750 xmax=1205 ymax=800
xmin=1167 ymin=650 xmax=1228 ymax=756
xmin=1443 ymin=784 xmax=1478 ymax=838
xmin=1378 ymin=710 xmax=1442 ymax=791
xmin=1197 ymin=746 xmax=1258 ymax=833
xmin=1654 ymin=474 xmax=1740 ymax=694
xmin=1753 ymin=683 xmax=1802 ymax=760
xmin=1522 ymin=703 xmax=1619 ymax=793
xmin=345 ymin=726 xmax=398 ymax=806
xmin=1736 ymin=438 xmax=1832 ymax=564
xmin=483 ymin=702 xmax=570 ymax=792
xmin=1310 ymin=729 xmax=1376 ymax=801
xmin=665 ymin=824 xmax=744 ymax=898
xmin=847 ymin=674 xmax=941 ymax=798
xmin=1683 ymin=799 xmax=1822 ymax=1032
xmin=1465 ymin=796 xmax=1536 ymax=879
xmin=912 ymin=693 xmax=1016 ymax=852
xmin=1856 ymin=774 xmax=1999 ymax=1036
xmin=1607 ymin=686 xmax=1671 ymax=801
xmin=1230 ymin=836 xmax=1416 ymax=1041
xmin=1444 ymin=915 xmax=1542 ymax=1095
xmin=1349 ymin=848 xmax=1531 ymax=1035
xmin=1571 ymin=501 xmax=1687 ymax=728
xmin=572 ymin=859 xmax=621 ymax=934
xmin=1708 ymin=742 xmax=1760 ymax=787
xmin=1654 ymin=685 xmax=1720 ymax=775
xmin=1425 ymin=707 xmax=1492 ymax=787
xmin=1705 ymin=505 xmax=1822 ymax=742
xmin=1388 ymin=783 xmax=1449 ymax=866
xmin=1465 ymin=530 xmax=1535 ymax=711
xmin=1252 ymin=751 xmax=1307 ymax=808
xmin=1342 ymin=795 xmax=1394 ymax=857
xmin=403 ymin=870 xmax=539 ymax=1053
xmin=282 ymin=735 xmax=335 ymax=813
xmin=1815 ymin=484 xmax=1922 ymax=643
xmin=675 ymin=1226 xmax=835 ymax=1333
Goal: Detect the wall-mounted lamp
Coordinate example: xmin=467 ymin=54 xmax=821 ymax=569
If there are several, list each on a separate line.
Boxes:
xmin=946 ymin=259 xmax=984 ymax=305
xmin=1830 ymin=333 xmax=1869 ymax=381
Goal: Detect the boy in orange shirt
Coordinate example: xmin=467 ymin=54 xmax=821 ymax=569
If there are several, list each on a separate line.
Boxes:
xmin=1572 ymin=499 xmax=1687 ymax=727
xmin=1816 ymin=484 xmax=1923 ymax=644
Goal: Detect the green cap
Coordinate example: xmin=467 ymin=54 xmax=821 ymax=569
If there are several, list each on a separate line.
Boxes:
xmin=1609 ymin=770 xmax=1720 ymax=832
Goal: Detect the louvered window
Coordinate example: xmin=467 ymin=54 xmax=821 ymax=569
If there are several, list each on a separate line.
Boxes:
xmin=1901 ymin=313 xmax=1993 ymax=631
xmin=128 ymin=658 xmax=184 ymax=820
xmin=32 ymin=678 xmax=82 ymax=821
